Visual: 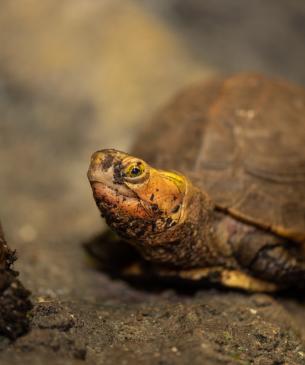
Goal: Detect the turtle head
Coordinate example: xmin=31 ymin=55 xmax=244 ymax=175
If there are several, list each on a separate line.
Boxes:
xmin=87 ymin=149 xmax=189 ymax=241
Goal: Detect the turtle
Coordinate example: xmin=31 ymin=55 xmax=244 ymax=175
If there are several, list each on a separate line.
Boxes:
xmin=87 ymin=73 xmax=305 ymax=292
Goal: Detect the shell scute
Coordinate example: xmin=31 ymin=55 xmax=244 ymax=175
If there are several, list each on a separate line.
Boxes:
xmin=133 ymin=74 xmax=305 ymax=241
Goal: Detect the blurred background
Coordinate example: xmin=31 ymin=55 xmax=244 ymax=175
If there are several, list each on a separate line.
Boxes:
xmin=0 ymin=0 xmax=305 ymax=298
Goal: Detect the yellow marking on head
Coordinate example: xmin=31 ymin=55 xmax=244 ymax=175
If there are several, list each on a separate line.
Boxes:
xmin=159 ymin=170 xmax=187 ymax=193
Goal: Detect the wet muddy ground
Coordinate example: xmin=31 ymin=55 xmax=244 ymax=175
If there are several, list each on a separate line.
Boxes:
xmin=1 ymin=1 xmax=305 ymax=364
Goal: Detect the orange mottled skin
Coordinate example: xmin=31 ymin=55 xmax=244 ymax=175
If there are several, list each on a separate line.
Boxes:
xmin=88 ymin=148 xmax=305 ymax=291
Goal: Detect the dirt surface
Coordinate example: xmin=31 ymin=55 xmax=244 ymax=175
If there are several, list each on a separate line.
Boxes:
xmin=2 ymin=290 xmax=305 ymax=365
xmin=1 ymin=1 xmax=305 ymax=364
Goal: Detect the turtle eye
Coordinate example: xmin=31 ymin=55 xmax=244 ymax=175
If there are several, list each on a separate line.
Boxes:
xmin=125 ymin=162 xmax=145 ymax=179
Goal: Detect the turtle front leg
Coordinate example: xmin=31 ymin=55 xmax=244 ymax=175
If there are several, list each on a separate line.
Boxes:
xmin=218 ymin=215 xmax=305 ymax=289
xmin=248 ymin=244 xmax=305 ymax=287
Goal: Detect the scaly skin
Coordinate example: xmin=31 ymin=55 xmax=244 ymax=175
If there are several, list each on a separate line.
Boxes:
xmin=87 ymin=149 xmax=305 ymax=291
xmin=87 ymin=149 xmax=232 ymax=269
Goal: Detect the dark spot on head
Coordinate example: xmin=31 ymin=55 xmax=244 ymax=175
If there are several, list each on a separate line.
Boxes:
xmin=150 ymin=193 xmax=154 ymax=201
xmin=113 ymin=161 xmax=125 ymax=184
xmin=166 ymin=217 xmax=172 ymax=225
xmin=101 ymin=153 xmax=114 ymax=171
xmin=151 ymin=204 xmax=159 ymax=211
xmin=156 ymin=189 xmax=159 ymax=192
xmin=165 ymin=217 xmax=176 ymax=228
xmin=171 ymin=204 xmax=180 ymax=214
xmin=150 ymin=204 xmax=163 ymax=217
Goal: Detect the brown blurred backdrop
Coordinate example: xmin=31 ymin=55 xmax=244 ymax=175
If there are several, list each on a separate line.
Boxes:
xmin=0 ymin=0 xmax=305 ymax=296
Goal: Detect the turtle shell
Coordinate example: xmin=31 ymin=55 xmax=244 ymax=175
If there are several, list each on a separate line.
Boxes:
xmin=132 ymin=74 xmax=305 ymax=242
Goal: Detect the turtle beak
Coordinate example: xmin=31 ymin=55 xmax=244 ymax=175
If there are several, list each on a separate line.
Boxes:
xmin=87 ymin=150 xmax=114 ymax=184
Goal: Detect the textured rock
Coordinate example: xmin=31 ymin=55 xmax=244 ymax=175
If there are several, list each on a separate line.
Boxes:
xmin=0 ymin=223 xmax=32 ymax=340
